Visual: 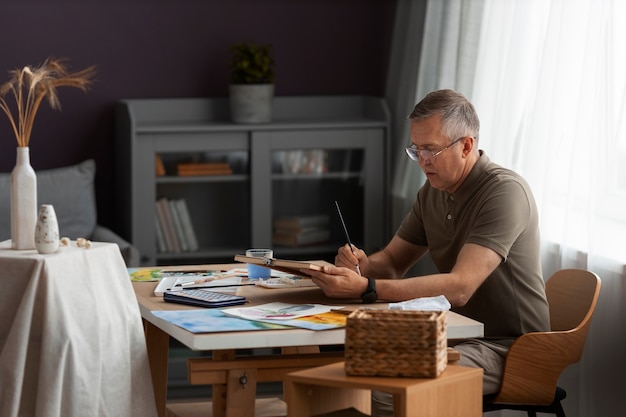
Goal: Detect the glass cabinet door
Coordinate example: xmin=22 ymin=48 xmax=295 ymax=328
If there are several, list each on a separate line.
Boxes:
xmin=251 ymin=128 xmax=386 ymax=263
xmin=154 ymin=148 xmax=250 ymax=264
xmin=270 ymin=148 xmax=365 ymax=259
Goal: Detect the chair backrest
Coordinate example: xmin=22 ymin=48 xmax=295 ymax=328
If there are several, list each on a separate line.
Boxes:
xmin=491 ymin=269 xmax=601 ymax=405
xmin=546 ymin=269 xmax=600 ymax=332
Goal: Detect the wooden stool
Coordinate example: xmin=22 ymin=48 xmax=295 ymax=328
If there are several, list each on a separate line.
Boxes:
xmin=284 ymin=362 xmax=482 ymax=417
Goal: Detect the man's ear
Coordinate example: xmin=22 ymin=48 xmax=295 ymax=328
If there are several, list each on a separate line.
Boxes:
xmin=462 ymin=136 xmax=475 ymax=157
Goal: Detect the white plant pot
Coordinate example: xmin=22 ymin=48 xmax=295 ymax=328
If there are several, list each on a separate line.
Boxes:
xmin=229 ymin=84 xmax=274 ymax=123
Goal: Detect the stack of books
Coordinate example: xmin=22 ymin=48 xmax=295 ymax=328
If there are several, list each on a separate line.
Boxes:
xmin=155 ymin=198 xmax=199 ymax=253
xmin=177 ymin=162 xmax=232 ymax=176
xmin=272 ymin=214 xmax=330 ymax=247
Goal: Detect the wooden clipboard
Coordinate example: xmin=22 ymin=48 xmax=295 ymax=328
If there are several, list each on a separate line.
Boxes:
xmin=234 ymin=254 xmax=331 ymax=277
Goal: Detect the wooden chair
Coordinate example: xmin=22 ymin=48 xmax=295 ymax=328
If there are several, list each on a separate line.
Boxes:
xmin=483 ymin=269 xmax=601 ymax=417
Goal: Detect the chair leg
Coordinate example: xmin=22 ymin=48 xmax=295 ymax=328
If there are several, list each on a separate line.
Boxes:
xmin=527 ymin=412 xmax=537 ymax=417
xmin=556 ymin=402 xmax=567 ymax=417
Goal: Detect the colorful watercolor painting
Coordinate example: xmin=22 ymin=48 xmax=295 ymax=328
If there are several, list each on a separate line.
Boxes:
xmin=266 ymin=311 xmax=347 ymax=330
xmin=128 ymin=268 xmax=163 ymax=282
xmin=151 ymin=306 xmax=347 ymax=333
xmin=224 ymin=303 xmax=347 ymax=330
xmin=151 ymin=309 xmax=290 ymax=333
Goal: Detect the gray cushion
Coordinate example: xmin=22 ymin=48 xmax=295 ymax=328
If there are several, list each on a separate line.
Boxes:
xmin=0 ymin=159 xmax=97 ymax=240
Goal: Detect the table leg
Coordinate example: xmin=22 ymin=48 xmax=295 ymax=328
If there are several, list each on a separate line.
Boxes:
xmin=144 ymin=319 xmax=170 ymax=417
xmin=207 ymin=348 xmax=323 ymax=417
xmin=211 ymin=350 xmax=235 ymax=417
xmin=225 ymin=367 xmax=258 ymax=417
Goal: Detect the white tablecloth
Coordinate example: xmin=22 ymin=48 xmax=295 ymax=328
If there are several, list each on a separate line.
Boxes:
xmin=0 ymin=240 xmax=157 ymax=417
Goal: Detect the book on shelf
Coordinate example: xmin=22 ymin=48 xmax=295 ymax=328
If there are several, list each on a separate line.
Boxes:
xmin=174 ymin=199 xmax=199 ymax=251
xmin=163 ymin=199 xmax=183 ymax=252
xmin=155 ymin=198 xmax=179 ymax=253
xmin=155 ymin=155 xmax=166 ymax=176
xmin=273 ymin=228 xmax=331 ymax=247
xmin=155 ymin=198 xmax=199 ymax=253
xmin=272 ymin=214 xmax=330 ymax=231
xmin=168 ymin=199 xmax=189 ymax=252
xmin=177 ymin=162 xmax=233 ymax=176
xmin=154 ymin=216 xmax=167 ymax=253
xmin=234 ymin=254 xmax=332 ymax=277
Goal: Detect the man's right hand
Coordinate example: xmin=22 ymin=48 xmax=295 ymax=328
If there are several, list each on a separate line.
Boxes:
xmin=335 ymin=243 xmax=367 ymax=274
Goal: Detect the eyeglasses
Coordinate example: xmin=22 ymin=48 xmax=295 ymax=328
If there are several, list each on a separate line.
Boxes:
xmin=405 ymin=137 xmax=465 ymax=163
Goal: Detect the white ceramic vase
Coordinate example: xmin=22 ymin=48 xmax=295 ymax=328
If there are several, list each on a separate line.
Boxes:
xmin=35 ymin=204 xmax=60 ymax=254
xmin=11 ymin=147 xmax=37 ymax=250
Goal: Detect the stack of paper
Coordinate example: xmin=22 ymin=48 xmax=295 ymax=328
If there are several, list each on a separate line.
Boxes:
xmin=151 ymin=269 xmax=247 ymax=296
xmin=151 ymin=302 xmax=347 ymax=333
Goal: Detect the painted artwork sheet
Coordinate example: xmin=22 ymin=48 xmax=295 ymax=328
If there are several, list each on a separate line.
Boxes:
xmin=222 ymin=302 xmax=347 ymax=330
xmin=151 ymin=303 xmax=347 ymax=333
xmin=151 ymin=309 xmax=290 ymax=333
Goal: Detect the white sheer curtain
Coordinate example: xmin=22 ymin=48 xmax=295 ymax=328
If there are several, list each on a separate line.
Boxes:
xmin=471 ymin=0 xmax=626 ymax=415
xmin=385 ymin=0 xmax=428 ymax=233
xmin=386 ymin=0 xmax=484 ymax=231
xmin=385 ymin=0 xmax=484 ymax=276
xmin=387 ymin=0 xmax=625 ymax=415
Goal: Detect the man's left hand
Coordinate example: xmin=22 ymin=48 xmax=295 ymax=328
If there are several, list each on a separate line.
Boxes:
xmin=307 ymin=265 xmax=368 ymax=299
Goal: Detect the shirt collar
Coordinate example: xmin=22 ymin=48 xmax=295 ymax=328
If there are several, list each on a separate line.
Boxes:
xmin=449 ymin=150 xmax=490 ymax=204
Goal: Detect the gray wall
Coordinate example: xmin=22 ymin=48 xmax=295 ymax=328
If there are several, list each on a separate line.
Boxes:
xmin=0 ymin=0 xmax=396 ymax=233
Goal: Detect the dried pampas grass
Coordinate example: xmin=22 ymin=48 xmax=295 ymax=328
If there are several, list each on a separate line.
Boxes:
xmin=0 ymin=57 xmax=96 ymax=147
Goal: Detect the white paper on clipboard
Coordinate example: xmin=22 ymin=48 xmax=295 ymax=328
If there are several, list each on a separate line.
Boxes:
xmin=153 ymin=270 xmax=246 ymax=296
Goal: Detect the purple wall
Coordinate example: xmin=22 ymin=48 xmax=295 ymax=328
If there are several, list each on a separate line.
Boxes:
xmin=0 ymin=0 xmax=396 ymax=231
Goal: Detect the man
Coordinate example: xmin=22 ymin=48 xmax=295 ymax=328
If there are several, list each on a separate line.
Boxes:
xmin=308 ymin=89 xmax=550 ymax=416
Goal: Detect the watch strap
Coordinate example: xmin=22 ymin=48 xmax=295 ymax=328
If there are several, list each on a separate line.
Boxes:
xmin=361 ymin=276 xmax=377 ymax=304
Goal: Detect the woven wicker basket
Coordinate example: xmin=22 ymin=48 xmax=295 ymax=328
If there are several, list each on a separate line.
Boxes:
xmin=344 ymin=309 xmax=448 ymax=378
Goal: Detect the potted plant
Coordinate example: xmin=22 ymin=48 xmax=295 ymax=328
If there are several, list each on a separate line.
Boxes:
xmin=228 ymin=41 xmax=275 ymax=123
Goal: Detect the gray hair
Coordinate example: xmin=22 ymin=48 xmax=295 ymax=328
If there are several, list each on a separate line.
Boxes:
xmin=408 ymin=89 xmax=480 ymax=142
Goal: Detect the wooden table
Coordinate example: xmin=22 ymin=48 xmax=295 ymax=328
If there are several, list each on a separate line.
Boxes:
xmin=133 ymin=264 xmax=484 ymax=417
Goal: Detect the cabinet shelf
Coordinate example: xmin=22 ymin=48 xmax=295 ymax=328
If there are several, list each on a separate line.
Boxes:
xmin=156 ymin=246 xmax=243 ymax=263
xmin=156 ymin=173 xmax=362 ymax=183
xmin=272 ymin=172 xmax=362 ymax=181
xmin=115 ymin=96 xmax=390 ymax=266
xmin=157 ymin=174 xmax=248 ymax=184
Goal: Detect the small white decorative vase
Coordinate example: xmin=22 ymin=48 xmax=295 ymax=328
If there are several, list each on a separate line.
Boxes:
xmin=35 ymin=204 xmax=60 ymax=254
xmin=11 ymin=147 xmax=37 ymax=250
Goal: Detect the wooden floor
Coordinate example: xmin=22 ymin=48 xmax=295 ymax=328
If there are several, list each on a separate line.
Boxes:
xmin=165 ymin=397 xmax=287 ymax=417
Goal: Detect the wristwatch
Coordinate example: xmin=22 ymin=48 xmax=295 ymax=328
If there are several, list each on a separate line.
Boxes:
xmin=361 ymin=276 xmax=377 ymax=304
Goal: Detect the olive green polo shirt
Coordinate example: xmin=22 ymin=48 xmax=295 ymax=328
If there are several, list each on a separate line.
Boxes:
xmin=397 ymin=152 xmax=550 ymax=338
